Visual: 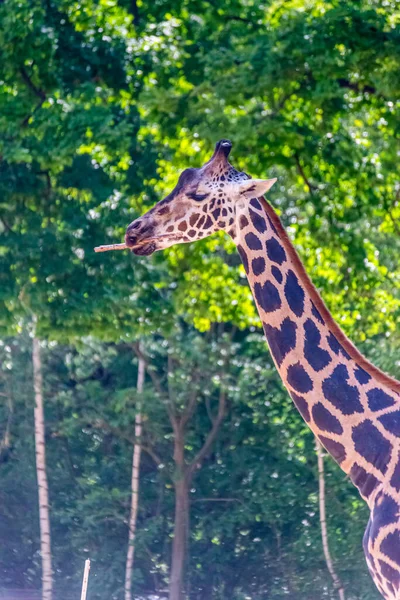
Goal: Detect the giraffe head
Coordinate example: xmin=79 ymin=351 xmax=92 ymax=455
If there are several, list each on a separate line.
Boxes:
xmin=125 ymin=140 xmax=276 ymax=255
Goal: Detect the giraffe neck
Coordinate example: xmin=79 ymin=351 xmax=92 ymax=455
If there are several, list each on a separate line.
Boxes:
xmin=232 ymin=196 xmax=400 ymax=506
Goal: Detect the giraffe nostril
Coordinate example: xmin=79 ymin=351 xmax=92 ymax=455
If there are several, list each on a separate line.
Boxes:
xmin=125 ymin=233 xmax=137 ymax=247
xmin=125 ymin=219 xmax=155 ymax=248
xmin=126 ymin=220 xmax=143 ymax=247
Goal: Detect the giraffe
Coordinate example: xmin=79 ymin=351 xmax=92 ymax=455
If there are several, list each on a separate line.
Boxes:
xmin=125 ymin=139 xmax=400 ymax=599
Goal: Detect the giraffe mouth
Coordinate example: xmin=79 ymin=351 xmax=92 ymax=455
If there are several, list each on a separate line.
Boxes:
xmin=132 ymin=242 xmax=157 ymax=256
xmin=129 ymin=233 xmax=182 ymax=256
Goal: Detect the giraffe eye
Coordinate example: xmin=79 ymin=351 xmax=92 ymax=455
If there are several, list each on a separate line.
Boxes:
xmin=188 ymin=192 xmax=209 ymax=202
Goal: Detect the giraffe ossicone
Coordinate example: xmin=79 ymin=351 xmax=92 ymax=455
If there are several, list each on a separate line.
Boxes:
xmin=125 ymin=140 xmax=400 ymax=600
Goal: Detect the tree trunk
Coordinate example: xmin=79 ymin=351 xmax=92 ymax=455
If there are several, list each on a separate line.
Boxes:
xmin=316 ymin=439 xmax=345 ymax=600
xmin=0 ymin=371 xmax=13 ymax=463
xmin=32 ymin=336 xmax=53 ymax=600
xmin=124 ymin=352 xmax=145 ymax=600
xmin=169 ymin=475 xmax=189 ymax=600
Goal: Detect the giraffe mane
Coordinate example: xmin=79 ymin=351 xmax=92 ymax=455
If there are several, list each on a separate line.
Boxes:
xmin=259 ymin=197 xmax=400 ymax=395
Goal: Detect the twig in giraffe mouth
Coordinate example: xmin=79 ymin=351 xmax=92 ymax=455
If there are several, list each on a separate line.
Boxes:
xmin=94 ymin=234 xmax=181 ymax=253
xmin=94 ymin=243 xmax=128 ymax=253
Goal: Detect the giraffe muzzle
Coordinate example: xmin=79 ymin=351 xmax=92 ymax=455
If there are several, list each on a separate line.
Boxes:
xmin=125 ymin=220 xmax=182 ymax=255
xmin=125 ymin=220 xmax=155 ymax=249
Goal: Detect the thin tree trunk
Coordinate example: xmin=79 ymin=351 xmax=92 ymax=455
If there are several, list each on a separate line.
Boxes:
xmin=316 ymin=439 xmax=345 ymax=600
xmin=124 ymin=352 xmax=145 ymax=600
xmin=169 ymin=474 xmax=189 ymax=600
xmin=32 ymin=336 xmax=53 ymax=600
xmin=0 ymin=374 xmax=13 ymax=463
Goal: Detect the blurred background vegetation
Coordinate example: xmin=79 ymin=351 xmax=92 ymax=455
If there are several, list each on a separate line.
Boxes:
xmin=0 ymin=0 xmax=399 ymax=598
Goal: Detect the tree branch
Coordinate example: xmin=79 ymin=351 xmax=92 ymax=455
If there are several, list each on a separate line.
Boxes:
xmin=179 ymin=371 xmax=200 ymax=430
xmin=225 ymin=15 xmax=253 ymax=24
xmin=36 ymin=170 xmax=52 ymax=199
xmin=187 ymin=330 xmax=233 ymax=476
xmin=187 ymin=389 xmax=226 ymax=476
xmin=193 ymin=497 xmax=242 ymax=504
xmin=129 ymin=0 xmax=140 ymax=26
xmin=0 ymin=216 xmax=13 ymax=233
xmin=337 ymin=78 xmax=376 ymax=96
xmin=92 ymin=418 xmax=163 ymax=467
xmin=132 ymin=342 xmax=180 ymax=436
xmin=167 ymin=354 xmax=178 ymax=413
xmin=19 ymin=67 xmax=46 ymax=101
xmin=166 ymin=353 xmax=181 ymax=435
xmin=294 ymin=153 xmax=317 ymax=193
xmin=19 ymin=67 xmax=47 ymax=127
xmin=205 ymin=396 xmax=214 ymax=426
xmin=21 ymin=99 xmax=46 ymax=128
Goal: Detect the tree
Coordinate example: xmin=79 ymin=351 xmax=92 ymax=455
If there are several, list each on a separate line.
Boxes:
xmin=124 ymin=349 xmax=145 ymax=600
xmin=32 ymin=333 xmax=53 ymax=600
xmin=139 ymin=0 xmax=400 ymax=343
xmin=316 ymin=440 xmax=345 ymax=600
xmin=99 ymin=327 xmax=232 ymax=600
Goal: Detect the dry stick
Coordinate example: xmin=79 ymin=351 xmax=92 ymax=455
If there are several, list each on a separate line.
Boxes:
xmin=316 ymin=439 xmax=345 ymax=600
xmin=80 ymin=559 xmax=91 ymax=600
xmin=94 ymin=234 xmax=181 ymax=253
xmin=94 ymin=243 xmax=127 ymax=253
xmin=124 ymin=348 xmax=146 ymax=600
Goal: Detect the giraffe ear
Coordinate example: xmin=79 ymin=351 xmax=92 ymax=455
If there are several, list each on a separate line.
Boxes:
xmin=238 ymin=178 xmax=277 ymax=199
